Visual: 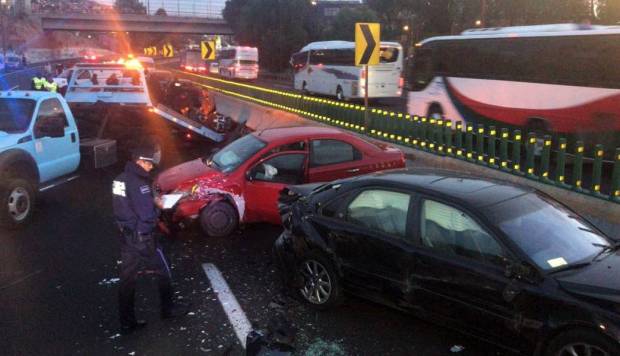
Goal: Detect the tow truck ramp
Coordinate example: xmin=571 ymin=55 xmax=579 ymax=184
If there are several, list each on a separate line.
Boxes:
xmin=154 ymin=104 xmax=224 ymax=142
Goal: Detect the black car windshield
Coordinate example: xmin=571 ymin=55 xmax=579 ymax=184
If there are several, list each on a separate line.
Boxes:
xmin=484 ymin=193 xmax=610 ymax=271
xmin=210 ymin=134 xmax=266 ymax=173
xmin=0 ymin=98 xmax=36 ymax=133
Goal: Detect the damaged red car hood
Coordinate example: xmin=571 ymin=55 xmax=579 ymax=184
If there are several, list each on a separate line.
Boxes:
xmin=156 ymin=158 xmax=223 ymax=192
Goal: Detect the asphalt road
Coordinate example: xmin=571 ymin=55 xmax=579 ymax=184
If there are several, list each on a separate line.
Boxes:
xmin=1 ymin=70 xmax=513 ymax=355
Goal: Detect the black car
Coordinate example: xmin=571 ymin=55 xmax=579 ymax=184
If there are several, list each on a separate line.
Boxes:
xmin=274 ymin=169 xmax=620 ymax=356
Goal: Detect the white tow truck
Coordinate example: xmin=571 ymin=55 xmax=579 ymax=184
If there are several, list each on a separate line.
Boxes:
xmin=62 ymin=61 xmax=226 ymax=149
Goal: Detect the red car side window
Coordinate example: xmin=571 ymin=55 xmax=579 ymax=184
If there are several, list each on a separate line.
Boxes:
xmin=310 ymin=139 xmax=361 ymax=167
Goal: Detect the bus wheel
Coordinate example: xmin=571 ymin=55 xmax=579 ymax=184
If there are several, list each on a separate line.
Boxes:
xmin=336 ymin=86 xmax=345 ymax=101
xmin=426 ymin=104 xmax=444 ymax=120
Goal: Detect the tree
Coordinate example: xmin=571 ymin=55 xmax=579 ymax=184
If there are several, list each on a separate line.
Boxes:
xmin=114 ymin=0 xmax=146 ymax=14
xmin=598 ymin=0 xmax=620 ymax=24
xmin=154 ymin=8 xmax=167 ymax=16
xmin=225 ymin=0 xmax=315 ymax=71
xmin=321 ymin=7 xmax=379 ymax=41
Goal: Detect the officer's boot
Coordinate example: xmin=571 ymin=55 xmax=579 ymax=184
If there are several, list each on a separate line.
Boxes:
xmin=159 ymin=278 xmax=190 ymax=319
xmin=119 ymin=284 xmax=146 ymax=335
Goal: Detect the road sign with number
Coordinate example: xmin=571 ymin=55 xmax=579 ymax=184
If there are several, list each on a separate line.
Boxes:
xmin=355 ymin=23 xmax=380 ymax=66
xmin=201 ymin=41 xmax=215 ymax=60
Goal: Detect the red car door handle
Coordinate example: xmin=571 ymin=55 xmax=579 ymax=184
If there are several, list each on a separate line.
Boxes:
xmin=346 ymin=168 xmax=360 ymax=173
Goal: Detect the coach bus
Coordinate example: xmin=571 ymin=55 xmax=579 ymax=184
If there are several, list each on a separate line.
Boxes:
xmin=407 ymin=24 xmax=620 ymax=149
xmin=291 ymin=41 xmax=403 ymax=101
xmin=217 ymin=46 xmax=259 ymax=80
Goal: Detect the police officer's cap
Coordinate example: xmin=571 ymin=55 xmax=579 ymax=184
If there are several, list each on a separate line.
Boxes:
xmin=131 ymin=144 xmax=157 ymax=164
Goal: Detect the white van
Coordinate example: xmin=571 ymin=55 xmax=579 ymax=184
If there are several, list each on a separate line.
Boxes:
xmin=291 ymin=41 xmax=403 ymax=100
xmin=217 ymin=46 xmax=259 ymax=80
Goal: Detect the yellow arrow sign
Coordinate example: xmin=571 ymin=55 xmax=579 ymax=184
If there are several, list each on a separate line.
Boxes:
xmin=201 ymin=40 xmax=215 ymax=60
xmin=162 ymin=44 xmax=174 ymax=58
xmin=355 ymin=23 xmax=380 ymax=66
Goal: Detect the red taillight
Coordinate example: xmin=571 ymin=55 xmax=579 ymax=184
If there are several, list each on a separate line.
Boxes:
xmin=185 ymin=133 xmax=192 ymax=140
xmin=199 ymin=66 xmax=206 ymax=71
xmin=91 ymin=55 xmax=97 ymax=60
xmin=399 ymin=77 xmax=404 ymax=88
xmin=361 ymin=67 xmax=367 ymax=79
xmin=186 ymin=65 xmax=193 ymax=71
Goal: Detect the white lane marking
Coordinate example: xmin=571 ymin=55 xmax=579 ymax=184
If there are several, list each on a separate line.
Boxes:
xmin=9 ymin=85 xmax=18 ymax=90
xmin=202 ymin=263 xmax=252 ymax=349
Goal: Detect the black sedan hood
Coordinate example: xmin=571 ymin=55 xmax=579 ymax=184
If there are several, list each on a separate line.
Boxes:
xmin=555 ymin=252 xmax=620 ymax=303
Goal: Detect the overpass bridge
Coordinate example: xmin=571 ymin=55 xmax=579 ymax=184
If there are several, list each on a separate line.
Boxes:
xmin=39 ymin=13 xmax=233 ymax=35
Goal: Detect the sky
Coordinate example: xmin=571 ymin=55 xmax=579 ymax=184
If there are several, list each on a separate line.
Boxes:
xmin=95 ymin=0 xmax=227 ymax=17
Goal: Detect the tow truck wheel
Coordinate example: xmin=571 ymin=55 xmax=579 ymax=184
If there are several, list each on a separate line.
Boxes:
xmin=0 ymin=178 xmax=35 ymax=229
xmin=200 ymin=201 xmax=238 ymax=238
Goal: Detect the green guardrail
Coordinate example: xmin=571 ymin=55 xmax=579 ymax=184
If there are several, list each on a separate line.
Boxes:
xmin=177 ymin=70 xmax=620 ymax=204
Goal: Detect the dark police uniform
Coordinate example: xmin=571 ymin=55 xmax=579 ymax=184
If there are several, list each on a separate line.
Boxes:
xmin=112 ymin=156 xmax=178 ymax=332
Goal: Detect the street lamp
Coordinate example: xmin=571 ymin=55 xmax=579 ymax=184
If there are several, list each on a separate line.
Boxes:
xmin=0 ymin=0 xmax=7 ymax=58
xmin=475 ymin=19 xmax=482 ymax=27
xmin=403 ymin=25 xmax=409 ymax=32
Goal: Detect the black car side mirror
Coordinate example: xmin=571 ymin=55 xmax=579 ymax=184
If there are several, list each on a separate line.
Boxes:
xmin=505 ymin=261 xmax=537 ymax=282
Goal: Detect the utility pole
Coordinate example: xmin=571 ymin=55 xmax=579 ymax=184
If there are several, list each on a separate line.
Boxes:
xmin=0 ymin=0 xmax=6 ymax=58
xmin=480 ymin=0 xmax=486 ymax=27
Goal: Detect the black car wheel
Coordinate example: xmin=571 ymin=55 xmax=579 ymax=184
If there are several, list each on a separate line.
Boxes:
xmin=297 ymin=252 xmax=343 ymax=309
xmin=200 ymin=201 xmax=238 ymax=237
xmin=0 ymin=178 xmax=35 ymax=229
xmin=546 ymin=329 xmax=620 ymax=356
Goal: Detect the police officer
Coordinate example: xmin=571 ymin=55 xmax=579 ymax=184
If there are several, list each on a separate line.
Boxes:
xmin=112 ymin=144 xmax=188 ymax=335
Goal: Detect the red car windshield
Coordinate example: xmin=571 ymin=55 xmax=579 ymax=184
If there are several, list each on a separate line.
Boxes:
xmin=209 ymin=134 xmax=267 ymax=173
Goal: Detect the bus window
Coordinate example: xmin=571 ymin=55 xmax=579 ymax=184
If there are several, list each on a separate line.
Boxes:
xmin=380 ymin=47 xmax=399 ymax=64
xmin=291 ymin=52 xmax=308 ymax=71
xmin=410 ymin=49 xmax=434 ymax=91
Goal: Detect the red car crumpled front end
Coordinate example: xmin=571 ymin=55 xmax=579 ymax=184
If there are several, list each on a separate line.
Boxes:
xmin=155 ymin=157 xmax=235 ymax=225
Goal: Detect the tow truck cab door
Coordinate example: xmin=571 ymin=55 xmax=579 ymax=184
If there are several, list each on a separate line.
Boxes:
xmin=243 ymin=150 xmax=308 ymax=224
xmin=32 ymin=98 xmax=80 ymax=182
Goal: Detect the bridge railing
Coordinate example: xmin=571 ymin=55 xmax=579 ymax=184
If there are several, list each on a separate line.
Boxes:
xmin=31 ymin=1 xmax=223 ymax=19
xmin=178 ymin=70 xmax=620 ymax=204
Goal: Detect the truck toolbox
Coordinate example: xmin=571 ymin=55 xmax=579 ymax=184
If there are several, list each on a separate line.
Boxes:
xmin=80 ymin=138 xmax=117 ymax=169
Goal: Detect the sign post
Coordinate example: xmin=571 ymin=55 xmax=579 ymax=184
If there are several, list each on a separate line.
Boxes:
xmin=355 ymin=23 xmax=380 ymax=131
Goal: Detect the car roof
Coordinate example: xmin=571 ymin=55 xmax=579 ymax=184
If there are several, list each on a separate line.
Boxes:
xmin=352 ymin=168 xmax=534 ymax=208
xmin=254 ymin=126 xmax=357 ymax=142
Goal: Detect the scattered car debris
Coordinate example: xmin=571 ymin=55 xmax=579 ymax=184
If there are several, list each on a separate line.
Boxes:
xmin=450 ymin=345 xmax=465 ymax=353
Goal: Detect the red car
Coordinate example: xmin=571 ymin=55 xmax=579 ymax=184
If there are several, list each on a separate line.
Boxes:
xmin=155 ymin=126 xmax=406 ymax=237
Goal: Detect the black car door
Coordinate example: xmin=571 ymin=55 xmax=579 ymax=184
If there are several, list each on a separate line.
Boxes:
xmin=410 ymin=197 xmax=524 ymax=349
xmin=312 ymin=188 xmax=416 ymax=305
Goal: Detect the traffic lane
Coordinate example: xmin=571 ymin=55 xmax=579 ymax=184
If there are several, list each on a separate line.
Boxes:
xmin=0 ymin=164 xmax=245 ymax=355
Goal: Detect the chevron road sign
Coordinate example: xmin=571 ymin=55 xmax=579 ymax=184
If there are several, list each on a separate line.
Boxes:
xmin=162 ymin=43 xmax=174 ymax=58
xmin=201 ymin=41 xmax=216 ymax=60
xmin=355 ymin=23 xmax=380 ymax=66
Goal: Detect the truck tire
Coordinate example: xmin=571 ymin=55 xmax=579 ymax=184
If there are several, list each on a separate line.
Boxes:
xmin=0 ymin=178 xmax=36 ymax=229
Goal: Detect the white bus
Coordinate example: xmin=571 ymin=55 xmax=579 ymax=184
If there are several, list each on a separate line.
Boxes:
xmin=407 ymin=24 xmax=620 ymax=148
xmin=291 ymin=41 xmax=403 ymax=101
xmin=217 ymin=46 xmax=259 ymax=80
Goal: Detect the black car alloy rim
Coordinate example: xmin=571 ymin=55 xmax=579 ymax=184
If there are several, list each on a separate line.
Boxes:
xmin=557 ymin=342 xmax=609 ymax=356
xmin=300 ymin=260 xmax=332 ymax=304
